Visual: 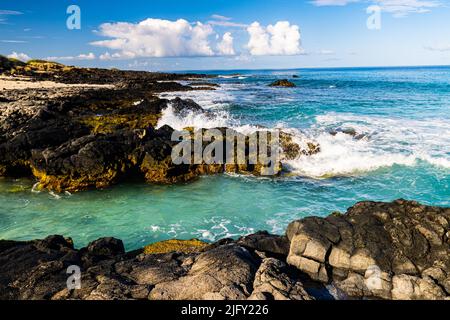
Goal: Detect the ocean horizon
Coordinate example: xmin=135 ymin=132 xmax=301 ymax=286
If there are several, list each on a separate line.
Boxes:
xmin=173 ymin=64 xmax=450 ymax=74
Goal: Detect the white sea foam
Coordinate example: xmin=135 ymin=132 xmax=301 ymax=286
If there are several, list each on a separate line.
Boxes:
xmin=285 ymin=113 xmax=450 ymax=177
xmin=31 ymin=182 xmax=41 ymax=193
xmin=157 ymin=83 xmax=449 ymax=177
xmin=284 ymin=132 xmax=418 ymax=178
xmin=49 ymin=191 xmax=62 ymax=200
xmin=156 ymin=104 xmax=235 ymax=130
xmin=147 ymin=217 xmax=255 ymax=242
xmin=217 ymin=75 xmax=244 ymax=79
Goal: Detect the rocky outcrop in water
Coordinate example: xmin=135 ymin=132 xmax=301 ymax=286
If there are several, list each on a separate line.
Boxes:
xmin=0 ymin=200 xmax=448 ymax=300
xmin=269 ymin=79 xmax=296 ymax=87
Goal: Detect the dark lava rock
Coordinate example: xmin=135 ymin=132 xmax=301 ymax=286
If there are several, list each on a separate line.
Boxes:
xmin=1 ymin=62 xmax=319 ymax=191
xmin=237 ymin=231 xmax=290 ymax=257
xmin=0 ymin=235 xmax=79 ymax=300
xmin=29 ymin=130 xmax=143 ymax=192
xmin=0 ymin=236 xmax=313 ymax=300
xmin=86 ymin=237 xmax=125 ymax=258
xmin=269 ymin=79 xmax=296 ymax=87
xmin=169 ymin=97 xmax=204 ymax=115
xmin=329 ymin=128 xmax=366 ymax=140
xmin=287 ymin=199 xmax=450 ymax=300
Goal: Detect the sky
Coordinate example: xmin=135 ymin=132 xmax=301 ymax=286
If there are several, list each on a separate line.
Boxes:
xmin=0 ymin=0 xmax=449 ymax=71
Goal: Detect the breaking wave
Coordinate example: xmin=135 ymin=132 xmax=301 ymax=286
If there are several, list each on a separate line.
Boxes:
xmin=157 ymin=85 xmax=450 ymax=178
xmin=285 ymin=114 xmax=450 ymax=178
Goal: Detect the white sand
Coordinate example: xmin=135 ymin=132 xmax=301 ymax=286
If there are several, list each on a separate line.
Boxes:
xmin=0 ymin=76 xmax=114 ymax=91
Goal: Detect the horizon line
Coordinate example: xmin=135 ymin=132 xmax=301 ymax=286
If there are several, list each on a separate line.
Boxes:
xmin=167 ymin=64 xmax=450 ymax=73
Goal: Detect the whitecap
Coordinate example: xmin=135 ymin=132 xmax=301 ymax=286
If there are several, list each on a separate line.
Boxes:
xmin=31 ymin=182 xmax=41 ymax=193
xmin=283 ymin=113 xmax=450 ymax=177
xmin=49 ymin=191 xmax=61 ymax=200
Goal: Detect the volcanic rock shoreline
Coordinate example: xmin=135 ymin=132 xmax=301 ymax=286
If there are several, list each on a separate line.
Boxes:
xmin=0 ymin=57 xmax=318 ymax=192
xmin=1 ymin=59 xmax=449 ymax=301
xmin=0 ymin=199 xmax=448 ymax=300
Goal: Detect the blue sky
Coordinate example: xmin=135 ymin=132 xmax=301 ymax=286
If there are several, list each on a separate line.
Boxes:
xmin=0 ymin=0 xmax=449 ymax=71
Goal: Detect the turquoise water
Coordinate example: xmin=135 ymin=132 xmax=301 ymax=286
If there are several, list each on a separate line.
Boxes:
xmin=1 ymin=66 xmax=449 ymax=250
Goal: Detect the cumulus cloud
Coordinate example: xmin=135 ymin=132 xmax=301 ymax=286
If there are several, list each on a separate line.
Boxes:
xmin=99 ymin=52 xmax=122 ymax=60
xmin=46 ymin=52 xmax=96 ymax=61
xmin=217 ymin=32 xmax=235 ymax=55
xmin=246 ymin=21 xmax=302 ymax=56
xmin=91 ymin=18 xmax=221 ymax=58
xmin=7 ymin=51 xmax=31 ymax=61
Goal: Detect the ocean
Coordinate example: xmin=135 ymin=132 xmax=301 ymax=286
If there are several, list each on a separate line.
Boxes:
xmin=0 ymin=66 xmax=449 ymax=250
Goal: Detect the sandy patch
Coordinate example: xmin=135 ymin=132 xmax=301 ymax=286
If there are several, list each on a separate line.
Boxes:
xmin=0 ymin=76 xmax=114 ymax=91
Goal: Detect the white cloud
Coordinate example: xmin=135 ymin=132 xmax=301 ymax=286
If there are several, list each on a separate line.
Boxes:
xmin=211 ymin=14 xmax=232 ymax=21
xmin=208 ymin=15 xmax=248 ymax=28
xmin=91 ymin=18 xmax=220 ymax=58
xmin=424 ymin=43 xmax=450 ymax=52
xmin=207 ymin=20 xmax=248 ymax=28
xmin=234 ymin=54 xmax=254 ymax=62
xmin=7 ymin=51 xmax=31 ymax=61
xmin=318 ymin=49 xmax=335 ymax=55
xmin=312 ymin=0 xmax=359 ymax=5
xmin=46 ymin=52 xmax=96 ymax=61
xmin=77 ymin=53 xmax=96 ymax=60
xmin=1 ymin=40 xmax=27 ymax=43
xmin=0 ymin=9 xmax=23 ymax=23
xmin=0 ymin=10 xmax=22 ymax=15
xmin=99 ymin=52 xmax=123 ymax=60
xmin=217 ymin=32 xmax=235 ymax=55
xmin=374 ymin=0 xmax=441 ymax=17
xmin=311 ymin=0 xmax=442 ymax=16
xmin=247 ymin=21 xmax=302 ymax=56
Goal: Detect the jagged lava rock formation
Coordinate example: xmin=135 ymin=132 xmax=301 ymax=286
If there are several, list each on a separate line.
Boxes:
xmin=0 ymin=57 xmax=318 ymax=192
xmin=269 ymin=79 xmax=296 ymax=87
xmin=286 ymin=199 xmax=450 ymax=300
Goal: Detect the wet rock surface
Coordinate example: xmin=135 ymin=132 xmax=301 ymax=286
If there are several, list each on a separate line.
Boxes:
xmin=0 ymin=200 xmax=448 ymax=300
